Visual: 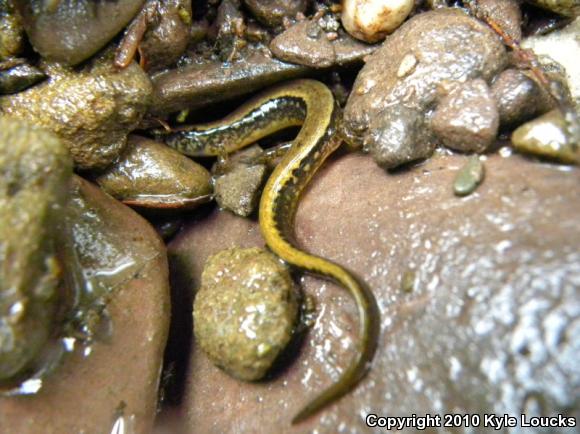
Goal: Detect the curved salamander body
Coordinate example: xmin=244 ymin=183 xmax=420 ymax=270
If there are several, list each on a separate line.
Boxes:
xmin=161 ymin=79 xmax=380 ymax=423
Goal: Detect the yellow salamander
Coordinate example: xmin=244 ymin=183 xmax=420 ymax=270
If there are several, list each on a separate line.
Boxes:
xmin=160 ymin=79 xmax=380 ymax=423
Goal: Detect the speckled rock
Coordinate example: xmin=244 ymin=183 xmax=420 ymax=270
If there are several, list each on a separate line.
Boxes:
xmin=95 ymin=135 xmax=212 ymax=209
xmin=0 ymin=176 xmax=170 ymax=434
xmin=343 ymin=9 xmax=507 ymax=168
xmin=13 ymin=0 xmax=144 ymax=65
xmin=168 ymin=151 xmax=580 ymax=433
xmin=431 ymin=79 xmax=499 ymax=153
xmin=243 ymin=0 xmax=308 ymax=28
xmin=0 ymin=53 xmax=152 ymax=170
xmin=0 ymin=0 xmax=24 ymax=60
xmin=491 ymin=68 xmax=555 ymax=127
xmin=0 ymin=117 xmax=71 ymax=387
xmin=193 ymin=248 xmax=297 ymax=381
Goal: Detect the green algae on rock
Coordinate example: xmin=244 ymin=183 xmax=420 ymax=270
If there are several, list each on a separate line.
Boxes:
xmin=95 ymin=135 xmax=212 ymax=209
xmin=0 ymin=53 xmax=152 ymax=170
xmin=0 ymin=117 xmax=72 ymax=388
xmin=193 ymin=247 xmax=298 ymax=381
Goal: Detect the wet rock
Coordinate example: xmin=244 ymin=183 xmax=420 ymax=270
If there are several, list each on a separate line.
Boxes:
xmin=343 ymin=9 xmax=507 ymax=168
xmin=193 ymin=247 xmax=297 ymax=381
xmin=453 ymin=156 xmax=485 ymax=196
xmin=364 ymin=104 xmax=435 ymax=168
xmin=13 ymin=0 xmax=145 ymax=65
xmin=169 ymin=151 xmax=580 ymax=432
xmin=150 ymin=52 xmax=308 ymax=116
xmin=512 ymin=109 xmax=580 ymax=164
xmin=95 ymin=135 xmax=212 ymax=209
xmin=431 ymin=79 xmax=499 ymax=153
xmin=522 ymin=18 xmax=580 ymax=110
xmin=215 ymin=164 xmax=267 ymax=217
xmin=342 ymin=0 xmax=414 ymax=43
xmin=0 ymin=117 xmax=72 ymax=388
xmin=0 ymin=62 xmax=46 ymax=94
xmin=0 ymin=176 xmax=170 ymax=433
xmin=0 ymin=53 xmax=152 ymax=170
xmin=243 ymin=0 xmax=308 ymax=28
xmin=270 ymin=18 xmax=377 ymax=69
xmin=0 ymin=0 xmax=24 ymax=60
xmin=525 ymin=0 xmax=580 ymax=17
xmin=270 ymin=19 xmax=335 ymax=68
xmin=478 ymin=0 xmax=522 ymax=42
xmin=140 ymin=0 xmax=193 ymax=71
xmin=491 ymin=68 xmax=555 ymax=127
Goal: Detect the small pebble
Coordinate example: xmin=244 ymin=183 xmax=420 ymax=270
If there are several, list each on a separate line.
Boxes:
xmin=215 ymin=165 xmax=267 ymax=216
xmin=454 ymin=156 xmax=485 ymax=197
xmin=511 ymin=109 xmax=579 ymax=164
xmin=401 ymin=269 xmax=416 ymax=293
xmin=341 ymin=0 xmax=414 ymax=42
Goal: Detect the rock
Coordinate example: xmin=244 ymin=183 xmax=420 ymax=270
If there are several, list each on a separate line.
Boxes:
xmin=0 ymin=52 xmax=152 ymax=170
xmin=522 ymin=18 xmax=580 ymax=111
xmin=364 ymin=104 xmax=435 ymax=168
xmin=0 ymin=117 xmax=71 ymax=387
xmin=150 ymin=51 xmax=308 ymax=116
xmin=140 ymin=0 xmax=193 ymax=71
xmin=491 ymin=68 xmax=555 ymax=127
xmin=193 ymin=247 xmax=298 ymax=381
xmin=341 ymin=0 xmax=414 ymax=43
xmin=511 ymin=109 xmax=580 ymax=164
xmin=431 ymin=79 xmax=499 ymax=153
xmin=150 ymin=35 xmax=376 ymax=117
xmin=215 ymin=164 xmax=267 ymax=217
xmin=453 ymin=156 xmax=485 ymax=196
xmin=0 ymin=62 xmax=46 ymax=95
xmin=270 ymin=20 xmax=335 ymax=68
xmin=0 ymin=0 xmax=24 ymax=60
xmin=243 ymin=0 xmax=308 ymax=28
xmin=13 ymin=0 xmax=145 ymax=65
xmin=525 ymin=0 xmax=580 ymax=17
xmin=343 ymin=9 xmax=507 ymax=168
xmin=169 ymin=151 xmax=580 ymax=432
xmin=0 ymin=176 xmax=170 ymax=434
xmin=478 ymin=0 xmax=522 ymax=42
xmin=270 ymin=18 xmax=377 ymax=69
xmin=95 ymin=135 xmax=212 ymax=209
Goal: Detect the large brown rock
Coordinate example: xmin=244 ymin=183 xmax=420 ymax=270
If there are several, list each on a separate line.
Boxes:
xmin=168 ymin=151 xmax=580 ymax=433
xmin=0 ymin=177 xmax=170 ymax=434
